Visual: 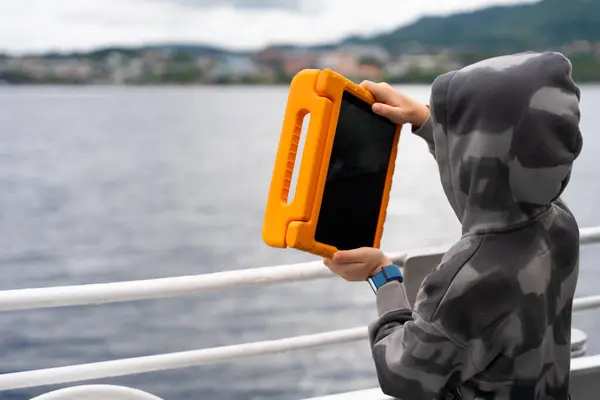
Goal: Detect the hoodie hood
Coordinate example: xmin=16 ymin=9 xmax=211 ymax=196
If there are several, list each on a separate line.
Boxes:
xmin=418 ymin=52 xmax=583 ymax=234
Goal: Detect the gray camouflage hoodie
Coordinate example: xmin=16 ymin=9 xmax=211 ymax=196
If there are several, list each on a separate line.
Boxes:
xmin=369 ymin=52 xmax=583 ymax=399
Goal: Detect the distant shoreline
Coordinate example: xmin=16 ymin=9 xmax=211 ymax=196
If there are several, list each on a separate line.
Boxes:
xmin=2 ymin=80 xmax=600 ymax=87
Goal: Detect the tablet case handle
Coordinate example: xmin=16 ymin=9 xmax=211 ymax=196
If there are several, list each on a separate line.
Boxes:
xmin=262 ymin=69 xmax=332 ymax=248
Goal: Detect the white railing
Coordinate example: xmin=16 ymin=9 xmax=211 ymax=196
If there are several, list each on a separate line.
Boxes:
xmin=0 ymin=226 xmax=599 ymax=396
xmin=0 ymin=249 xmax=407 ymax=312
xmin=0 ymin=327 xmax=368 ymax=391
xmin=2 ymin=226 xmax=600 ymax=312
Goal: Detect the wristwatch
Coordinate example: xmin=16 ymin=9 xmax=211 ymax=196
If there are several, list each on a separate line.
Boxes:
xmin=367 ymin=264 xmax=403 ymax=293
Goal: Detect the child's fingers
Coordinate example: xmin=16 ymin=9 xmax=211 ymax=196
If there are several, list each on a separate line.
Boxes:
xmin=332 ymin=248 xmax=370 ymax=263
xmin=359 ymin=80 xmax=375 ymax=89
xmin=361 ymin=81 xmax=394 ymax=104
xmin=372 ymin=103 xmax=406 ymax=124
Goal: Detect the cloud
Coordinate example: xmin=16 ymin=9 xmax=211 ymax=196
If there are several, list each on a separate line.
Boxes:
xmin=0 ymin=0 xmax=536 ymax=54
xmin=152 ymin=0 xmax=305 ymax=11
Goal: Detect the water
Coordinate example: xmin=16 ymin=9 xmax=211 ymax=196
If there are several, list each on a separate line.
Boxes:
xmin=0 ymin=84 xmax=598 ymax=399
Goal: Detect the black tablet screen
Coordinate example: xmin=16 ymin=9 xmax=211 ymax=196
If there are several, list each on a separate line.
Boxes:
xmin=315 ymin=91 xmax=396 ymax=251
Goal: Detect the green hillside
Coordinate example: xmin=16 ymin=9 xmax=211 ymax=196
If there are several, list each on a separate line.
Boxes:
xmin=350 ymin=0 xmax=600 ymax=53
xmin=340 ymin=0 xmax=600 ymax=82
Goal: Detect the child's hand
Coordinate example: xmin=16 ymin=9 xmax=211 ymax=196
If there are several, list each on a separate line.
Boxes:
xmin=360 ymin=80 xmax=430 ymax=127
xmin=324 ymin=248 xmax=393 ymax=282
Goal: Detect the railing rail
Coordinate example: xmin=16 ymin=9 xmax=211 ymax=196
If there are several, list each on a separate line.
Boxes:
xmin=0 ymin=327 xmax=368 ymax=391
xmin=0 ymin=300 xmax=598 ymax=391
xmin=0 ymin=250 xmax=408 ymax=313
xmin=0 ymin=226 xmax=598 ymax=393
xmin=0 ymin=226 xmax=598 ymax=313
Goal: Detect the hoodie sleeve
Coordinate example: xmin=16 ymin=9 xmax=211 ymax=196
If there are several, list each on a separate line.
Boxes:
xmin=412 ymin=113 xmax=436 ymax=158
xmin=368 ymin=281 xmax=472 ymax=399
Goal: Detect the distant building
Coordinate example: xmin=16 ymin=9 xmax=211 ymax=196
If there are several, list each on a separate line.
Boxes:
xmin=316 ymin=50 xmax=383 ymax=81
xmin=253 ymin=49 xmax=283 ymax=64
xmin=207 ymin=55 xmax=263 ymax=82
xmin=141 ymin=51 xmax=169 ymax=76
xmin=338 ymin=44 xmax=390 ymax=64
xmin=316 ymin=51 xmax=358 ymax=75
xmin=386 ymin=53 xmax=461 ymax=77
xmin=105 ymin=52 xmax=125 ymax=70
xmin=355 ymin=64 xmax=383 ymax=81
xmin=386 ymin=55 xmax=436 ymax=76
xmin=253 ymin=48 xmax=319 ymax=77
xmin=196 ymin=55 xmax=215 ymax=70
xmin=282 ymin=53 xmax=318 ymax=76
xmin=111 ymin=58 xmax=144 ymax=84
xmin=49 ymin=58 xmax=94 ymax=81
xmin=13 ymin=57 xmax=48 ymax=79
xmin=0 ymin=56 xmax=94 ymax=82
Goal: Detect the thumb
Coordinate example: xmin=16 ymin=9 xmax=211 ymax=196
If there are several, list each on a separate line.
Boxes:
xmin=360 ymin=80 xmax=394 ymax=104
xmin=332 ymin=248 xmax=371 ymax=264
xmin=372 ymin=103 xmax=405 ymax=124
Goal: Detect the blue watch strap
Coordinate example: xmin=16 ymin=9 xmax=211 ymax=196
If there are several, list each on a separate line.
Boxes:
xmin=368 ymin=264 xmax=403 ymax=293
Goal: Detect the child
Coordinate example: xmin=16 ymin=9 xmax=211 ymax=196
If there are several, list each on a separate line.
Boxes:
xmin=324 ymin=52 xmax=583 ymax=399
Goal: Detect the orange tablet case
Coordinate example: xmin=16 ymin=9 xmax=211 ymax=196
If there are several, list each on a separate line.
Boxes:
xmin=262 ymin=69 xmax=401 ymax=258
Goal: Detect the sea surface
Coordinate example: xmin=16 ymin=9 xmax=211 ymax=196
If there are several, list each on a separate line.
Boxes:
xmin=0 ymin=84 xmax=598 ymax=400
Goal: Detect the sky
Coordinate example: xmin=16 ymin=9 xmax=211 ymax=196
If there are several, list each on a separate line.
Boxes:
xmin=0 ymin=0 xmax=536 ymax=54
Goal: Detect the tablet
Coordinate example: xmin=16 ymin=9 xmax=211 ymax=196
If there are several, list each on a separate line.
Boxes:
xmin=262 ymin=69 xmax=401 ymax=258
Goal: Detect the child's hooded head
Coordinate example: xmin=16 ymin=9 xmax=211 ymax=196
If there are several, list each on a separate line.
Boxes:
xmin=426 ymin=52 xmax=583 ymax=234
